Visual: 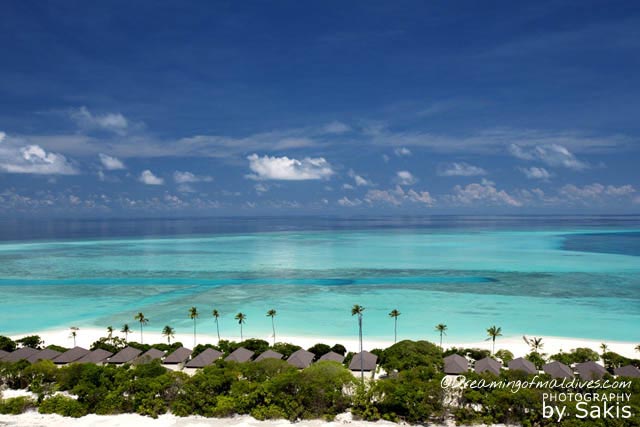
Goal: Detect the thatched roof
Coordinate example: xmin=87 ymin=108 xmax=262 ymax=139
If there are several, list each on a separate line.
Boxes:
xmin=508 ymin=357 xmax=537 ymax=374
xmin=614 ymin=365 xmax=640 ymax=378
xmin=225 ymin=347 xmax=254 ymax=363
xmin=543 ymin=361 xmax=574 ymax=379
xmin=349 ymin=351 xmax=377 ymax=372
xmin=254 ymin=350 xmax=283 ymax=362
xmin=2 ymin=347 xmax=40 ymax=363
xmin=575 ymin=361 xmax=607 ymax=380
xmin=135 ymin=348 xmax=166 ymax=364
xmin=0 ymin=349 xmax=9 ymax=360
xmin=163 ymin=347 xmax=192 ymax=364
xmin=108 ymin=346 xmax=143 ymax=364
xmin=53 ymin=347 xmax=90 ymax=364
xmin=443 ymin=354 xmax=468 ymax=374
xmin=318 ymin=351 xmax=345 ymax=363
xmin=26 ymin=348 xmax=62 ymax=364
xmin=287 ymin=349 xmax=315 ymax=369
xmin=76 ymin=349 xmax=113 ymax=364
xmin=475 ymin=357 xmax=502 ymax=376
xmin=186 ymin=348 xmax=223 ymax=368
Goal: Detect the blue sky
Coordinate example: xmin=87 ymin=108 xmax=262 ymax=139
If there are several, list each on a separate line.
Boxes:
xmin=1 ymin=1 xmax=639 ymax=216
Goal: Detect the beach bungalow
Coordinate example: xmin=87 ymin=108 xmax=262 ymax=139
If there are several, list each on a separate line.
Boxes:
xmin=475 ymin=357 xmax=502 ymax=376
xmin=53 ymin=347 xmax=90 ymax=365
xmin=254 ymin=350 xmax=283 ymax=362
xmin=318 ymin=351 xmax=345 ymax=363
xmin=135 ymin=348 xmax=166 ymax=364
xmin=163 ymin=347 xmax=192 ymax=370
xmin=508 ymin=357 xmax=537 ymax=375
xmin=543 ymin=361 xmax=574 ymax=379
xmin=26 ymin=348 xmax=62 ymax=364
xmin=185 ymin=348 xmax=222 ymax=369
xmin=443 ymin=354 xmax=468 ymax=374
xmin=2 ymin=347 xmax=40 ymax=363
xmin=225 ymin=347 xmax=254 ymax=363
xmin=76 ymin=349 xmax=113 ymax=364
xmin=287 ymin=349 xmax=315 ymax=369
xmin=349 ymin=351 xmax=377 ymax=376
xmin=575 ymin=361 xmax=607 ymax=380
xmin=108 ymin=346 xmax=143 ymax=364
xmin=614 ymin=365 xmax=640 ymax=378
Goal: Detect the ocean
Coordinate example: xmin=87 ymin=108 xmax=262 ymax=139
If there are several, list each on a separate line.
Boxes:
xmin=0 ymin=216 xmax=639 ymax=344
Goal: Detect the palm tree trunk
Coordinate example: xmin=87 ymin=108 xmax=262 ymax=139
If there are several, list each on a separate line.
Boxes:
xmin=140 ymin=323 xmax=144 ymax=344
xmin=394 ymin=317 xmax=397 ymax=343
xmin=440 ymin=332 xmax=443 ymax=348
xmin=193 ymin=319 xmax=197 ymax=348
xmin=271 ymin=317 xmax=276 ymax=345
xmin=359 ymin=314 xmax=364 ymax=383
xmin=240 ymin=324 xmax=243 ymax=341
xmin=216 ymin=320 xmax=220 ymax=341
xmin=492 ymin=337 xmax=495 ymax=355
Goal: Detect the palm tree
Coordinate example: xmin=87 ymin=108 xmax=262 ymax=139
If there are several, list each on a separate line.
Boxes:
xmin=212 ymin=309 xmax=221 ymax=341
xmin=267 ymin=309 xmax=277 ymax=345
xmin=435 ymin=324 xmax=448 ymax=348
xmin=121 ymin=324 xmax=131 ymax=343
xmin=351 ymin=304 xmax=365 ymax=382
xmin=523 ymin=336 xmax=544 ymax=353
xmin=636 ymin=344 xmax=640 ymax=354
xmin=388 ymin=309 xmax=400 ymax=343
xmin=189 ymin=306 xmax=199 ymax=347
xmin=162 ymin=325 xmax=175 ymax=344
xmin=69 ymin=326 xmax=79 ymax=347
xmin=235 ymin=312 xmax=246 ymax=341
xmin=106 ymin=326 xmax=114 ymax=343
xmin=134 ymin=312 xmax=148 ymax=344
xmin=600 ymin=343 xmax=609 ymax=359
xmin=486 ymin=325 xmax=502 ymax=355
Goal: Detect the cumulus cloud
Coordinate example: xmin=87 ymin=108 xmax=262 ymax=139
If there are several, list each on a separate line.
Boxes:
xmin=98 ymin=153 xmax=126 ymax=170
xmin=338 ymin=196 xmax=362 ymax=207
xmin=348 ymin=169 xmax=372 ymax=186
xmin=364 ymin=185 xmax=434 ymax=206
xmin=139 ymin=170 xmax=164 ymax=185
xmin=395 ymin=170 xmax=417 ymax=186
xmin=520 ymin=166 xmax=551 ymax=180
xmin=394 ymin=147 xmax=412 ymax=157
xmin=254 ymin=183 xmax=269 ymax=194
xmin=438 ymin=162 xmax=487 ymax=177
xmin=0 ymin=142 xmax=78 ymax=175
xmin=246 ymin=154 xmax=334 ymax=181
xmin=448 ymin=179 xmax=522 ymax=207
xmin=509 ymin=144 xmax=588 ymax=170
xmin=323 ymin=121 xmax=351 ymax=134
xmin=173 ymin=171 xmax=213 ymax=184
xmin=559 ymin=183 xmax=636 ymax=201
xmin=71 ymin=107 xmax=128 ymax=134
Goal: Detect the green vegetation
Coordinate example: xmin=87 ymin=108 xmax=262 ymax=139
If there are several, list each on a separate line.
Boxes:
xmin=1 ymin=337 xmax=639 ymax=425
xmin=16 ymin=335 xmax=44 ymax=349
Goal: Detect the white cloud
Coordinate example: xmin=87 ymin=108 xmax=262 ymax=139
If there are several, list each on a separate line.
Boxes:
xmin=439 ymin=162 xmax=487 ymax=177
xmin=509 ymin=144 xmax=588 ymax=170
xmin=0 ymin=132 xmax=5 ymax=143
xmin=559 ymin=183 xmax=636 ymax=201
xmin=348 ymin=169 xmax=372 ymax=186
xmin=0 ymin=142 xmax=78 ymax=175
xmin=323 ymin=121 xmax=351 ymax=134
xmin=338 ymin=196 xmax=362 ymax=207
xmin=395 ymin=170 xmax=417 ymax=186
xmin=394 ymin=147 xmax=412 ymax=157
xmin=342 ymin=183 xmax=355 ymax=190
xmin=246 ymin=154 xmax=334 ymax=181
xmin=173 ymin=171 xmax=213 ymax=184
xmin=364 ymin=185 xmax=434 ymax=206
xmin=98 ymin=153 xmax=126 ymax=170
xmin=520 ymin=166 xmax=551 ymax=180
xmin=139 ymin=170 xmax=164 ymax=185
xmin=448 ymin=179 xmax=522 ymax=207
xmin=71 ymin=107 xmax=128 ymax=134
xmin=254 ymin=183 xmax=269 ymax=194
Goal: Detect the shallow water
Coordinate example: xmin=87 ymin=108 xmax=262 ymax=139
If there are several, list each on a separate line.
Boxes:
xmin=0 ymin=217 xmax=638 ymax=343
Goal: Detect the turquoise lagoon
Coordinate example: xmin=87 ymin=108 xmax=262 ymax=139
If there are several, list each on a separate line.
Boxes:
xmin=0 ymin=217 xmax=639 ymax=343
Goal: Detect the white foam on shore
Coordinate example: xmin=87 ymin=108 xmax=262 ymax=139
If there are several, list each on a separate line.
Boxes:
xmin=8 ymin=327 xmax=639 ymax=359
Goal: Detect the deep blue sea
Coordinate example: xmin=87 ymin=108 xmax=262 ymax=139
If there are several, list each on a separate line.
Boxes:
xmin=0 ymin=216 xmax=639 ymax=343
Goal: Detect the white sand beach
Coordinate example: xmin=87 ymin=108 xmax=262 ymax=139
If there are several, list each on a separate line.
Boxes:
xmin=8 ymin=327 xmax=639 ymax=359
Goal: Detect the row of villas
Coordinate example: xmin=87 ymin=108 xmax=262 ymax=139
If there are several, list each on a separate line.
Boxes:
xmin=443 ymin=354 xmax=640 ymax=379
xmin=0 ymin=345 xmax=379 ymax=376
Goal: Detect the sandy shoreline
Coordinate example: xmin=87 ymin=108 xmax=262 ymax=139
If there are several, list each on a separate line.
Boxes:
xmin=7 ymin=327 xmax=639 ymax=359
